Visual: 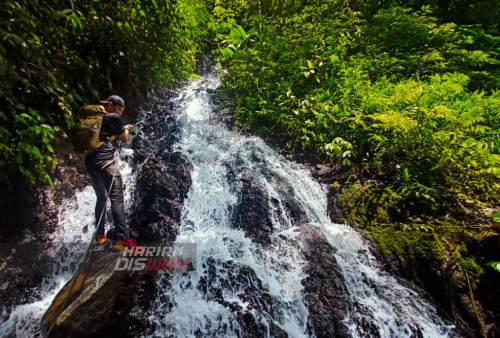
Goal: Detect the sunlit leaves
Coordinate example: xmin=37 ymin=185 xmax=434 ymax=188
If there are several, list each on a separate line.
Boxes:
xmin=0 ymin=0 xmax=204 ymax=185
xmin=213 ymin=0 xmax=500 ymax=215
xmin=487 ymin=261 xmax=500 ymax=273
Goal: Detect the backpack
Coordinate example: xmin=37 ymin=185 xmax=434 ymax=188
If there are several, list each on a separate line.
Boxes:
xmin=70 ymin=105 xmax=114 ymax=155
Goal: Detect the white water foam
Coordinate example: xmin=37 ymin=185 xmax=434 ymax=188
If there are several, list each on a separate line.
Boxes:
xmin=151 ymin=74 xmax=457 ymax=337
xmin=1 ymin=71 xmax=457 ymax=337
xmin=151 ymin=76 xmax=310 ymax=337
xmin=0 ymin=149 xmax=136 ymax=337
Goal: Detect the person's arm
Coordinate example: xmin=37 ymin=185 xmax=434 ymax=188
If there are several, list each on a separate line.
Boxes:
xmin=119 ymin=124 xmax=134 ymax=142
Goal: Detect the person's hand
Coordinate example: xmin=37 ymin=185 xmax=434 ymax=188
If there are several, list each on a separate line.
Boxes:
xmin=124 ymin=124 xmax=134 ymax=131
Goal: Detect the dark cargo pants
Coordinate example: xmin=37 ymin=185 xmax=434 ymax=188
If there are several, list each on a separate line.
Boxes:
xmin=85 ymin=158 xmax=129 ymax=240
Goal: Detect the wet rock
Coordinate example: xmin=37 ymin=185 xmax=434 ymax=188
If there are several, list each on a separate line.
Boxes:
xmin=0 ymin=135 xmax=88 ymax=243
xmin=0 ymin=246 xmax=47 ymax=308
xmin=199 ymin=258 xmax=273 ymax=313
xmin=131 ymin=103 xmax=180 ymax=166
xmin=299 ymin=224 xmax=350 ymax=337
xmin=309 ymin=163 xmax=340 ymax=185
xmin=0 ymin=137 xmax=88 ymax=311
xmin=230 ymin=170 xmax=274 ymax=244
xmin=131 ymin=151 xmax=192 ymax=243
xmin=325 ymin=183 xmax=342 ymax=224
xmin=206 ymin=86 xmax=236 ymax=128
xmin=42 ymin=249 xmax=157 ymax=337
xmin=197 ymin=257 xmax=288 ymax=337
xmin=227 ymin=158 xmax=306 ymax=244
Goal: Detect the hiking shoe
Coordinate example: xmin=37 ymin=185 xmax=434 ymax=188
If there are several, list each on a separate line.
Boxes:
xmin=114 ymin=238 xmax=140 ymax=252
xmin=95 ymin=234 xmax=107 ymax=244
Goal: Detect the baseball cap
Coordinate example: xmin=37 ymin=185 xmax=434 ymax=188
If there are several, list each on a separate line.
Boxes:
xmin=100 ymin=95 xmax=125 ymax=107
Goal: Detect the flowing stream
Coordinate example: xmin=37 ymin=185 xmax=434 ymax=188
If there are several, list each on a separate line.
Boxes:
xmin=0 ymin=149 xmax=136 ymax=337
xmin=150 ymin=72 xmax=457 ymax=337
xmin=0 ymin=68 xmax=458 ymax=337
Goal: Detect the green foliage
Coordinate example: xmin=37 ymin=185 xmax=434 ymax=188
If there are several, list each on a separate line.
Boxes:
xmin=490 ymin=212 xmax=500 ymax=222
xmin=211 ymin=1 xmax=500 ymax=217
xmin=357 ymin=7 xmax=500 ymax=90
xmin=367 ymin=225 xmax=447 ymax=263
xmin=348 ymin=0 xmax=500 ymax=35
xmin=487 ymin=261 xmax=500 ymax=273
xmin=338 ymin=179 xmax=492 ymax=283
xmin=203 ymin=0 xmax=500 ymax=287
xmin=0 ymin=0 xmax=207 ymax=185
xmin=366 ymin=222 xmax=486 ymax=283
xmin=339 ymin=182 xmax=403 ymax=226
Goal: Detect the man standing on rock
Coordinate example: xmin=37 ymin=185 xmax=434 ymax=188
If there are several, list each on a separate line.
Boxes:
xmin=85 ymin=95 xmax=139 ymax=251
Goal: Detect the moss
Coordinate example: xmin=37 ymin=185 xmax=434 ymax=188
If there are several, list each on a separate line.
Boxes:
xmin=339 ymin=180 xmax=490 ymax=285
xmin=364 ymin=222 xmax=487 ymax=283
xmin=366 ymin=225 xmax=445 ymax=262
xmin=339 ymin=181 xmax=402 ymax=227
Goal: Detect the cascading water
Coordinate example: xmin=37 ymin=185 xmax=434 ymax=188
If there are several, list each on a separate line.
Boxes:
xmin=150 ymin=77 xmax=310 ymax=337
xmin=149 ymin=71 xmax=458 ymax=337
xmin=0 ymin=67 xmax=458 ymax=337
xmin=0 ymin=149 xmax=136 ymax=337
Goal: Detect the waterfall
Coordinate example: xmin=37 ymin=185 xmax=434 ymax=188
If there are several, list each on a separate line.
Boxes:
xmin=0 ymin=149 xmax=136 ymax=337
xmin=149 ymin=73 xmax=457 ymax=337
xmin=0 ymin=68 xmax=457 ymax=337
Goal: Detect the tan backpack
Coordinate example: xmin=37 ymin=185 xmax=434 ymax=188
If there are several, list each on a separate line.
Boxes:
xmin=70 ymin=105 xmax=115 ymax=155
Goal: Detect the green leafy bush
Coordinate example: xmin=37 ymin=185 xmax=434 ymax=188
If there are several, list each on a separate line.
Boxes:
xmin=211 ymin=1 xmax=500 ymax=216
xmin=203 ymin=0 xmax=500 ymax=283
xmin=0 ymin=0 xmax=207 ymax=185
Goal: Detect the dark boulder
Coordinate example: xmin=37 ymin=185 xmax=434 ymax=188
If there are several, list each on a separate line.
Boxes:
xmin=130 ymin=151 xmax=192 ymax=243
xmin=42 ymin=249 xmax=157 ymax=337
xmin=299 ymin=224 xmax=351 ymax=337
xmin=229 ymin=167 xmax=306 ymax=245
xmin=0 ymin=137 xmax=88 ymax=311
xmin=131 ymin=103 xmax=180 ymax=166
xmin=197 ymin=257 xmax=288 ymax=337
xmin=230 ymin=170 xmax=274 ymax=244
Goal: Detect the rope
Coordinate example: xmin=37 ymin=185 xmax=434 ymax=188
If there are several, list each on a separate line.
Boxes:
xmin=46 ymin=148 xmax=121 ymax=337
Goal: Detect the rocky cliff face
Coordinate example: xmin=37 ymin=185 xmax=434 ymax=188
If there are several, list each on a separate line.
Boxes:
xmin=225 ymin=164 xmax=353 ymax=337
xmin=299 ymin=224 xmax=350 ymax=337
xmin=0 ymin=136 xmax=89 ymax=313
xmin=131 ymin=151 xmax=192 ymax=243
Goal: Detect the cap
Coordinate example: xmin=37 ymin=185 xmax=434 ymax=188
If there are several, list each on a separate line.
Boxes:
xmin=100 ymin=95 xmax=125 ymax=107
